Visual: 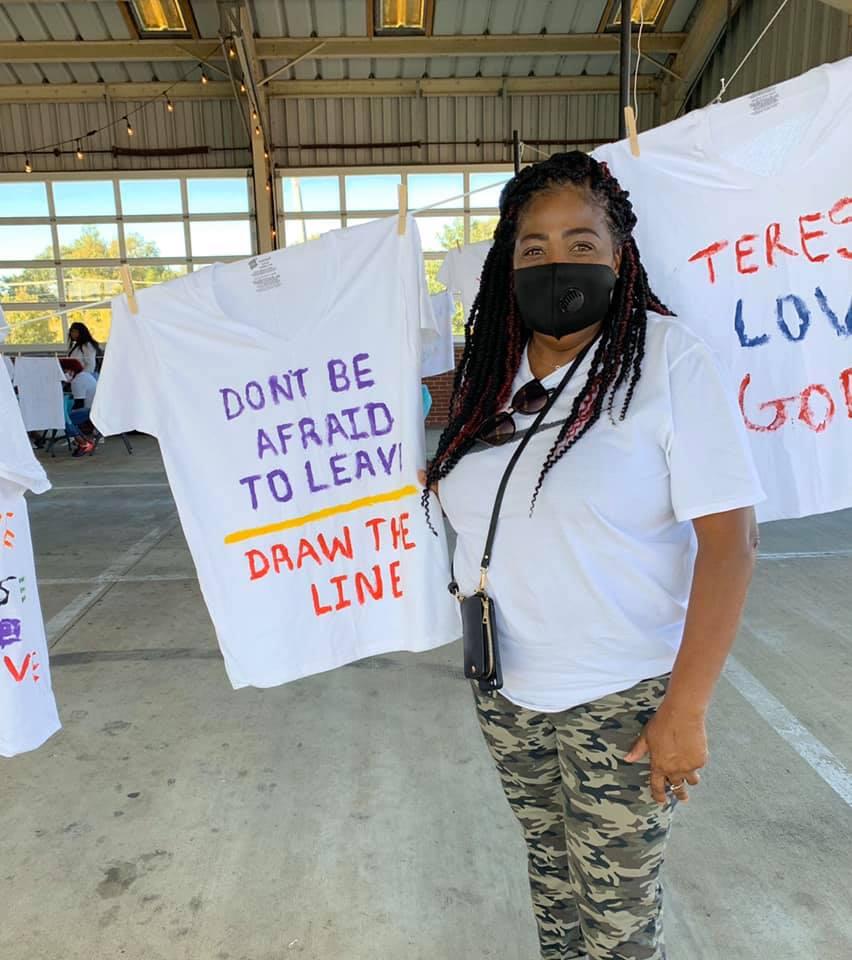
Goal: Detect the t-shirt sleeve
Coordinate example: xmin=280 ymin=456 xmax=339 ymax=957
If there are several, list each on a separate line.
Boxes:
xmin=405 ymin=218 xmax=439 ymax=336
xmin=666 ymin=342 xmax=766 ymax=522
xmin=91 ymin=296 xmax=162 ymax=438
xmin=436 ymin=249 xmax=455 ymax=294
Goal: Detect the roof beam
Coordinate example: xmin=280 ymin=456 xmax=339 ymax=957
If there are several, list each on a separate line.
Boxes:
xmin=0 ymin=75 xmax=657 ymax=104
xmin=0 ymin=33 xmax=686 ymax=64
xmin=660 ymin=0 xmax=729 ymax=122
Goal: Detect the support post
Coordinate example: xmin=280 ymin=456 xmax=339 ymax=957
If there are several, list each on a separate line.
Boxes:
xmin=512 ymin=129 xmax=521 ymax=174
xmin=619 ymin=0 xmax=632 ymax=139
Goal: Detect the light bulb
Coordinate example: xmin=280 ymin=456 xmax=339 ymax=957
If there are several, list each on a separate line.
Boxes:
xmin=76 ymin=142 xmax=84 ymax=160
xmin=166 ymin=98 xmax=174 ymax=112
xmin=252 ymin=109 xmax=258 ymax=121
xmin=254 ymin=125 xmax=261 ymax=136
xmin=125 ymin=117 xmax=134 ymax=136
xmin=201 ymin=71 xmax=209 ymax=85
xmin=24 ymin=157 xmax=32 ymax=174
xmin=229 ymin=45 xmax=237 ymax=60
xmin=239 ymin=82 xmax=246 ymax=93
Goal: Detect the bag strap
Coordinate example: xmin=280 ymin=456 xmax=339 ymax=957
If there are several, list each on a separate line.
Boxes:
xmin=450 ymin=338 xmax=595 ymax=596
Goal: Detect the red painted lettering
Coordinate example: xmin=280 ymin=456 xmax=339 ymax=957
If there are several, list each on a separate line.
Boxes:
xmin=799 ymin=213 xmax=829 ymax=263
xmin=738 ymin=374 xmax=797 ymax=433
xmin=688 ymin=240 xmax=729 ymax=284
xmin=271 ymin=543 xmax=293 ymax=574
xmin=389 ymin=561 xmax=404 ymax=599
xmin=798 ymin=384 xmax=836 ymax=433
xmin=364 ymin=516 xmax=386 ymax=552
xmin=329 ymin=574 xmax=352 ymax=611
xmin=317 ymin=527 xmax=353 ymax=563
xmin=296 ymin=537 xmax=322 ymax=568
xmin=311 ymin=584 xmax=333 ymax=616
xmin=829 ymin=196 xmax=852 ymax=259
xmin=246 ymin=549 xmax=270 ymax=581
xmin=390 ymin=513 xmax=417 ymax=552
xmin=840 ymin=368 xmax=852 ymax=418
xmin=4 ymin=653 xmax=31 ymax=682
xmin=355 ymin=566 xmax=384 ymax=604
xmin=735 ymin=234 xmax=759 ymax=275
xmin=764 ymin=222 xmax=799 ymax=267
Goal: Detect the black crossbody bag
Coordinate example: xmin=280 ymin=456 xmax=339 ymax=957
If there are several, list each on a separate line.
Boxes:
xmin=449 ymin=342 xmax=594 ymax=693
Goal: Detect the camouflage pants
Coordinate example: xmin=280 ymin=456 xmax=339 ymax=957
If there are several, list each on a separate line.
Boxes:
xmin=472 ymin=676 xmax=675 ymax=960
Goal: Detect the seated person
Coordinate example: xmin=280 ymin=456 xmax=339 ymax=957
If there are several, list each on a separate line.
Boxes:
xmin=59 ymin=358 xmax=98 ymax=458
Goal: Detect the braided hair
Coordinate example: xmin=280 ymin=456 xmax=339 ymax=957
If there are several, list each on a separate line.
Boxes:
xmin=424 ymin=150 xmax=671 ymax=527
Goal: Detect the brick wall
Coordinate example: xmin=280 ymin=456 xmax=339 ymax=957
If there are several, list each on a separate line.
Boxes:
xmin=423 ymin=344 xmax=464 ymax=428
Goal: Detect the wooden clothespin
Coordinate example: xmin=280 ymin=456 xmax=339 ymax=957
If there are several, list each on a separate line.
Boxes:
xmin=397 ymin=184 xmax=408 ymax=236
xmin=119 ymin=264 xmax=138 ymax=315
xmin=624 ymin=106 xmax=640 ymax=158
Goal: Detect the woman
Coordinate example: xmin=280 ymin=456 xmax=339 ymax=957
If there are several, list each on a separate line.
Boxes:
xmin=67 ymin=321 xmax=99 ymax=375
xmin=424 ymin=153 xmax=763 ymax=960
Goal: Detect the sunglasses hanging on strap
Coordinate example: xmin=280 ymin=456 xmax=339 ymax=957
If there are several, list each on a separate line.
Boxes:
xmin=448 ymin=338 xmax=596 ymax=693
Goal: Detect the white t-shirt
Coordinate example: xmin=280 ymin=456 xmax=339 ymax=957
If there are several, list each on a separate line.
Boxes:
xmin=12 ymin=357 xmax=66 ymax=431
xmin=437 ymin=240 xmax=492 ymax=318
xmin=0 ymin=355 xmax=60 ymax=757
xmin=422 ymin=291 xmax=456 ymax=378
xmin=71 ymin=371 xmax=97 ymax=408
xmin=439 ymin=315 xmax=765 ymax=713
xmin=93 ymin=218 xmax=460 ymax=690
xmin=69 ymin=341 xmax=97 ymax=374
xmin=594 ymin=57 xmax=852 ymax=522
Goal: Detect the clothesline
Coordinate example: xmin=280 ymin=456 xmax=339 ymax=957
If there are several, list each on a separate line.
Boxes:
xmin=4 ymin=178 xmax=516 ymax=333
xmin=711 ymin=0 xmax=792 ymax=104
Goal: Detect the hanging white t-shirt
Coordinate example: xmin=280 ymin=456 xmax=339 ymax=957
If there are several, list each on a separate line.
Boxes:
xmin=437 ymin=240 xmax=492 ymax=318
xmin=93 ymin=218 xmax=460 ymax=690
xmin=13 ymin=357 xmax=66 ymax=431
xmin=594 ymin=57 xmax=852 ymax=522
xmin=422 ymin=291 xmax=456 ymax=378
xmin=0 ymin=338 xmax=60 ymax=757
xmin=439 ymin=315 xmax=765 ymax=713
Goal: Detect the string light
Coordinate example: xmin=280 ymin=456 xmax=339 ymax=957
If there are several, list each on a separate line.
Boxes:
xmin=239 ymin=81 xmax=246 ymax=93
xmin=265 ymin=180 xmax=271 ymax=192
xmin=254 ymin=124 xmax=261 ymax=137
xmin=252 ymin=109 xmax=258 ymax=121
xmin=229 ymin=43 xmax=237 ymax=60
xmin=15 ymin=42 xmax=225 ymax=170
xmin=263 ymin=150 xmax=269 ymax=159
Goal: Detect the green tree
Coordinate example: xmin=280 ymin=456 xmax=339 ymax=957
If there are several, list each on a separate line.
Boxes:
xmin=437 ymin=216 xmax=498 ymax=250
xmin=1 ymin=226 xmax=179 ymax=345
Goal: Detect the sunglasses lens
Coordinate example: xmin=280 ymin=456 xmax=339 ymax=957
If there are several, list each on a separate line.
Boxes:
xmin=480 ymin=412 xmax=515 ymax=446
xmin=513 ymin=379 xmax=549 ymax=415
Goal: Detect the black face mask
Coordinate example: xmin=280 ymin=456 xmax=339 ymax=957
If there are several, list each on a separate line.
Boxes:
xmin=513 ymin=262 xmax=617 ymax=340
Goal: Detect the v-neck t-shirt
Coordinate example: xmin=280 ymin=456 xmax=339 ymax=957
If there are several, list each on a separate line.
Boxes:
xmin=93 ymin=218 xmax=460 ymax=689
xmin=593 ymin=57 xmax=852 ymax=522
xmin=438 ymin=315 xmax=765 ymax=713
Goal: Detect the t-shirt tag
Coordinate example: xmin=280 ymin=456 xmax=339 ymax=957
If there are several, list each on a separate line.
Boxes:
xmin=247 ymin=255 xmax=282 ymax=294
xmin=748 ymin=86 xmax=780 ymax=116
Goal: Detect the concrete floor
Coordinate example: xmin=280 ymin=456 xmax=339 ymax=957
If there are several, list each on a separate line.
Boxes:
xmin=2 ymin=433 xmax=851 ymax=960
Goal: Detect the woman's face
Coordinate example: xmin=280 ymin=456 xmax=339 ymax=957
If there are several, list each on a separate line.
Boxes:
xmin=69 ymin=327 xmax=79 ymax=341
xmin=512 ymin=184 xmax=621 ymax=274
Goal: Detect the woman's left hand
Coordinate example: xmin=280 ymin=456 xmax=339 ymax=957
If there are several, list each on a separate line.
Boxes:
xmin=624 ymin=702 xmax=708 ymax=805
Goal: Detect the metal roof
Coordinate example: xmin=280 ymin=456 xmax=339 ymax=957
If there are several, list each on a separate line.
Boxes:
xmin=0 ymin=0 xmax=694 ymax=86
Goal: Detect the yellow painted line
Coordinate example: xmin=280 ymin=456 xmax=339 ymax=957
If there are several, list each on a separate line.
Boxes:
xmin=224 ymin=484 xmax=420 ymax=545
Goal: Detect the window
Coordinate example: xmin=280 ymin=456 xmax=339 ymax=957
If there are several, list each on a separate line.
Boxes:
xmin=374 ymin=0 xmax=427 ymax=36
xmin=278 ymin=166 xmax=511 ymax=338
xmin=0 ymin=173 xmax=255 ymax=348
xmin=128 ymin=0 xmax=192 ymax=38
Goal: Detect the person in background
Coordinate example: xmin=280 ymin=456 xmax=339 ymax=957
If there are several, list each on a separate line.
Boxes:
xmin=59 ymin=358 xmax=97 ymax=458
xmin=67 ymin=321 xmax=99 ymax=375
